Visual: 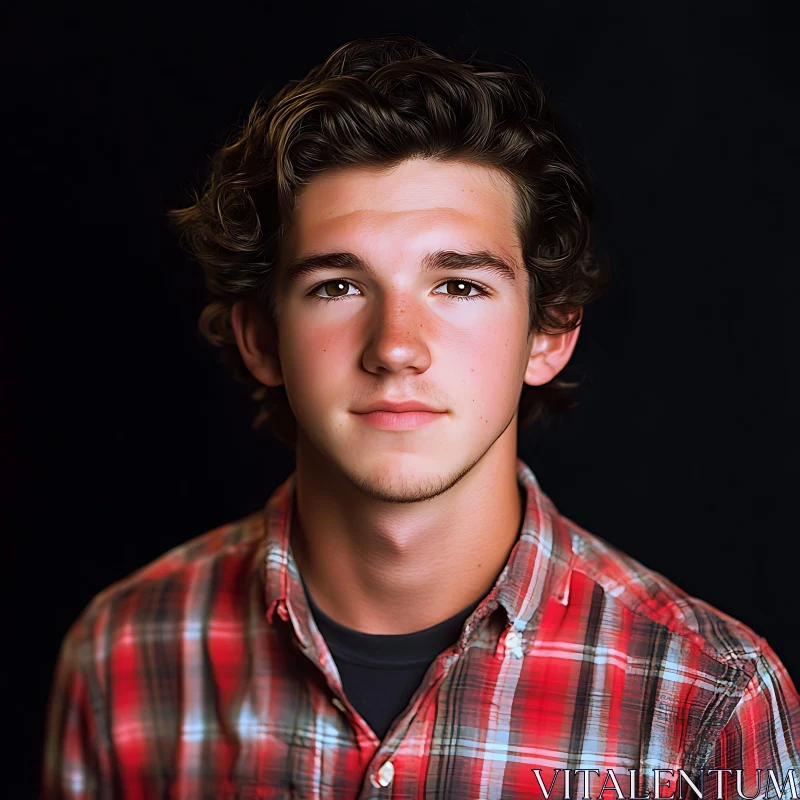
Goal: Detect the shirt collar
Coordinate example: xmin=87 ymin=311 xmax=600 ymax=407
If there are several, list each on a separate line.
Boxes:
xmin=262 ymin=457 xmax=576 ymax=641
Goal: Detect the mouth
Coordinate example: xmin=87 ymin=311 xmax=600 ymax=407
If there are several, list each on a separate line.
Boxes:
xmin=351 ymin=410 xmax=447 ymax=431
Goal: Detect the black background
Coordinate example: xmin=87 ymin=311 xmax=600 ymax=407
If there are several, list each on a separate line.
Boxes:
xmin=6 ymin=1 xmax=798 ymax=794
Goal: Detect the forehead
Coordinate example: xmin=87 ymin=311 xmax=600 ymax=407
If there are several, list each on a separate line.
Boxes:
xmin=283 ymin=158 xmax=523 ymax=258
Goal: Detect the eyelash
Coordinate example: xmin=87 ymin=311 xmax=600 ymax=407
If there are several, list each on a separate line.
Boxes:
xmin=307 ymin=278 xmax=491 ymax=304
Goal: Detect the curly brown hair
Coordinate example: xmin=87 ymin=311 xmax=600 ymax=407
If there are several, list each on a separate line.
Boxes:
xmin=168 ymin=35 xmax=609 ymax=451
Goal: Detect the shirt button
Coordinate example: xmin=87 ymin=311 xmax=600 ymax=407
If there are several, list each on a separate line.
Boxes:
xmin=331 ymin=697 xmax=346 ymax=713
xmin=370 ymin=760 xmax=395 ymax=788
xmin=505 ymin=630 xmax=524 ymax=658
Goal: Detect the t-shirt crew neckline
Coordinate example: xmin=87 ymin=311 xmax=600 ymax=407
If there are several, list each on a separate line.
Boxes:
xmin=300 ymin=576 xmax=485 ymax=669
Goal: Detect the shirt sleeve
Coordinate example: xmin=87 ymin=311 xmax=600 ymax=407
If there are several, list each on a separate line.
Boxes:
xmin=41 ymin=622 xmax=109 ymax=799
xmin=702 ymin=639 xmax=800 ymax=799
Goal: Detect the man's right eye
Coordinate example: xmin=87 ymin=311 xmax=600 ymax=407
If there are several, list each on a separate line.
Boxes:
xmin=309 ymin=279 xmax=361 ymax=302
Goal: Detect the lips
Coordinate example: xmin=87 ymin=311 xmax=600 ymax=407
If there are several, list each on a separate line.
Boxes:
xmin=353 ymin=399 xmax=444 ymax=414
xmin=353 ymin=409 xmax=446 ymax=431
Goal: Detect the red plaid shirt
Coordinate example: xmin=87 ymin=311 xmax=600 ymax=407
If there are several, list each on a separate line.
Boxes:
xmin=42 ymin=459 xmax=800 ymax=799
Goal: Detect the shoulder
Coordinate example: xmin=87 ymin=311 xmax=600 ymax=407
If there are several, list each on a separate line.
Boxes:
xmin=61 ymin=507 xmax=269 ymax=670
xmin=557 ymin=521 xmax=800 ymax=769
xmin=559 ymin=514 xmax=767 ymax=676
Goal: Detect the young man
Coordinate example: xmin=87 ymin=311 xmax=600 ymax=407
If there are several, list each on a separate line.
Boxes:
xmin=43 ymin=36 xmax=799 ymax=799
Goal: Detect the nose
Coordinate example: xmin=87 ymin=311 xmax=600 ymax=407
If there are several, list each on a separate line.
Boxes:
xmin=361 ymin=292 xmax=432 ymax=376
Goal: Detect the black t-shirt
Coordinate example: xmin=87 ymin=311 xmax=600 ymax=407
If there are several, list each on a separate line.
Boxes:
xmin=302 ymin=579 xmax=483 ymax=740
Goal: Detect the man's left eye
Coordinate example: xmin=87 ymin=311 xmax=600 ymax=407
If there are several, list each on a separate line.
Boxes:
xmin=434 ymin=280 xmax=487 ymax=298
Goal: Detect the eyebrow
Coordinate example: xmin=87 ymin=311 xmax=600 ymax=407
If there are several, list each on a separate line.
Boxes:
xmin=282 ymin=250 xmax=519 ymax=286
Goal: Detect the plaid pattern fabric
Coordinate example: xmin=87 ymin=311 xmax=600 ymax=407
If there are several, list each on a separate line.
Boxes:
xmin=42 ymin=458 xmax=800 ymax=799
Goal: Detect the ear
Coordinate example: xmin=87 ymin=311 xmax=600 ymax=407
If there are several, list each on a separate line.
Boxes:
xmin=523 ymin=310 xmax=582 ymax=387
xmin=229 ymin=300 xmax=284 ymax=388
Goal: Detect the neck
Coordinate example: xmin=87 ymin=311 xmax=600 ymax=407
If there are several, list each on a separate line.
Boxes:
xmin=289 ymin=431 xmax=525 ymax=635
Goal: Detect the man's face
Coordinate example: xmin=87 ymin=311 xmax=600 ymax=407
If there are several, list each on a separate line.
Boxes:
xmin=275 ymin=158 xmax=537 ymax=503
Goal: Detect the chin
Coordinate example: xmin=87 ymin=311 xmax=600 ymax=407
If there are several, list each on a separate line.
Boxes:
xmin=339 ymin=445 xmax=479 ymax=505
xmin=298 ymin=414 xmax=506 ymax=502
xmin=346 ymin=465 xmax=463 ymax=505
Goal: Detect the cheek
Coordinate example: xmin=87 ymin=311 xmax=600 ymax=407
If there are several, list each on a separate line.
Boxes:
xmin=279 ymin=318 xmax=351 ymax=394
xmin=442 ymin=320 xmax=528 ymax=400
